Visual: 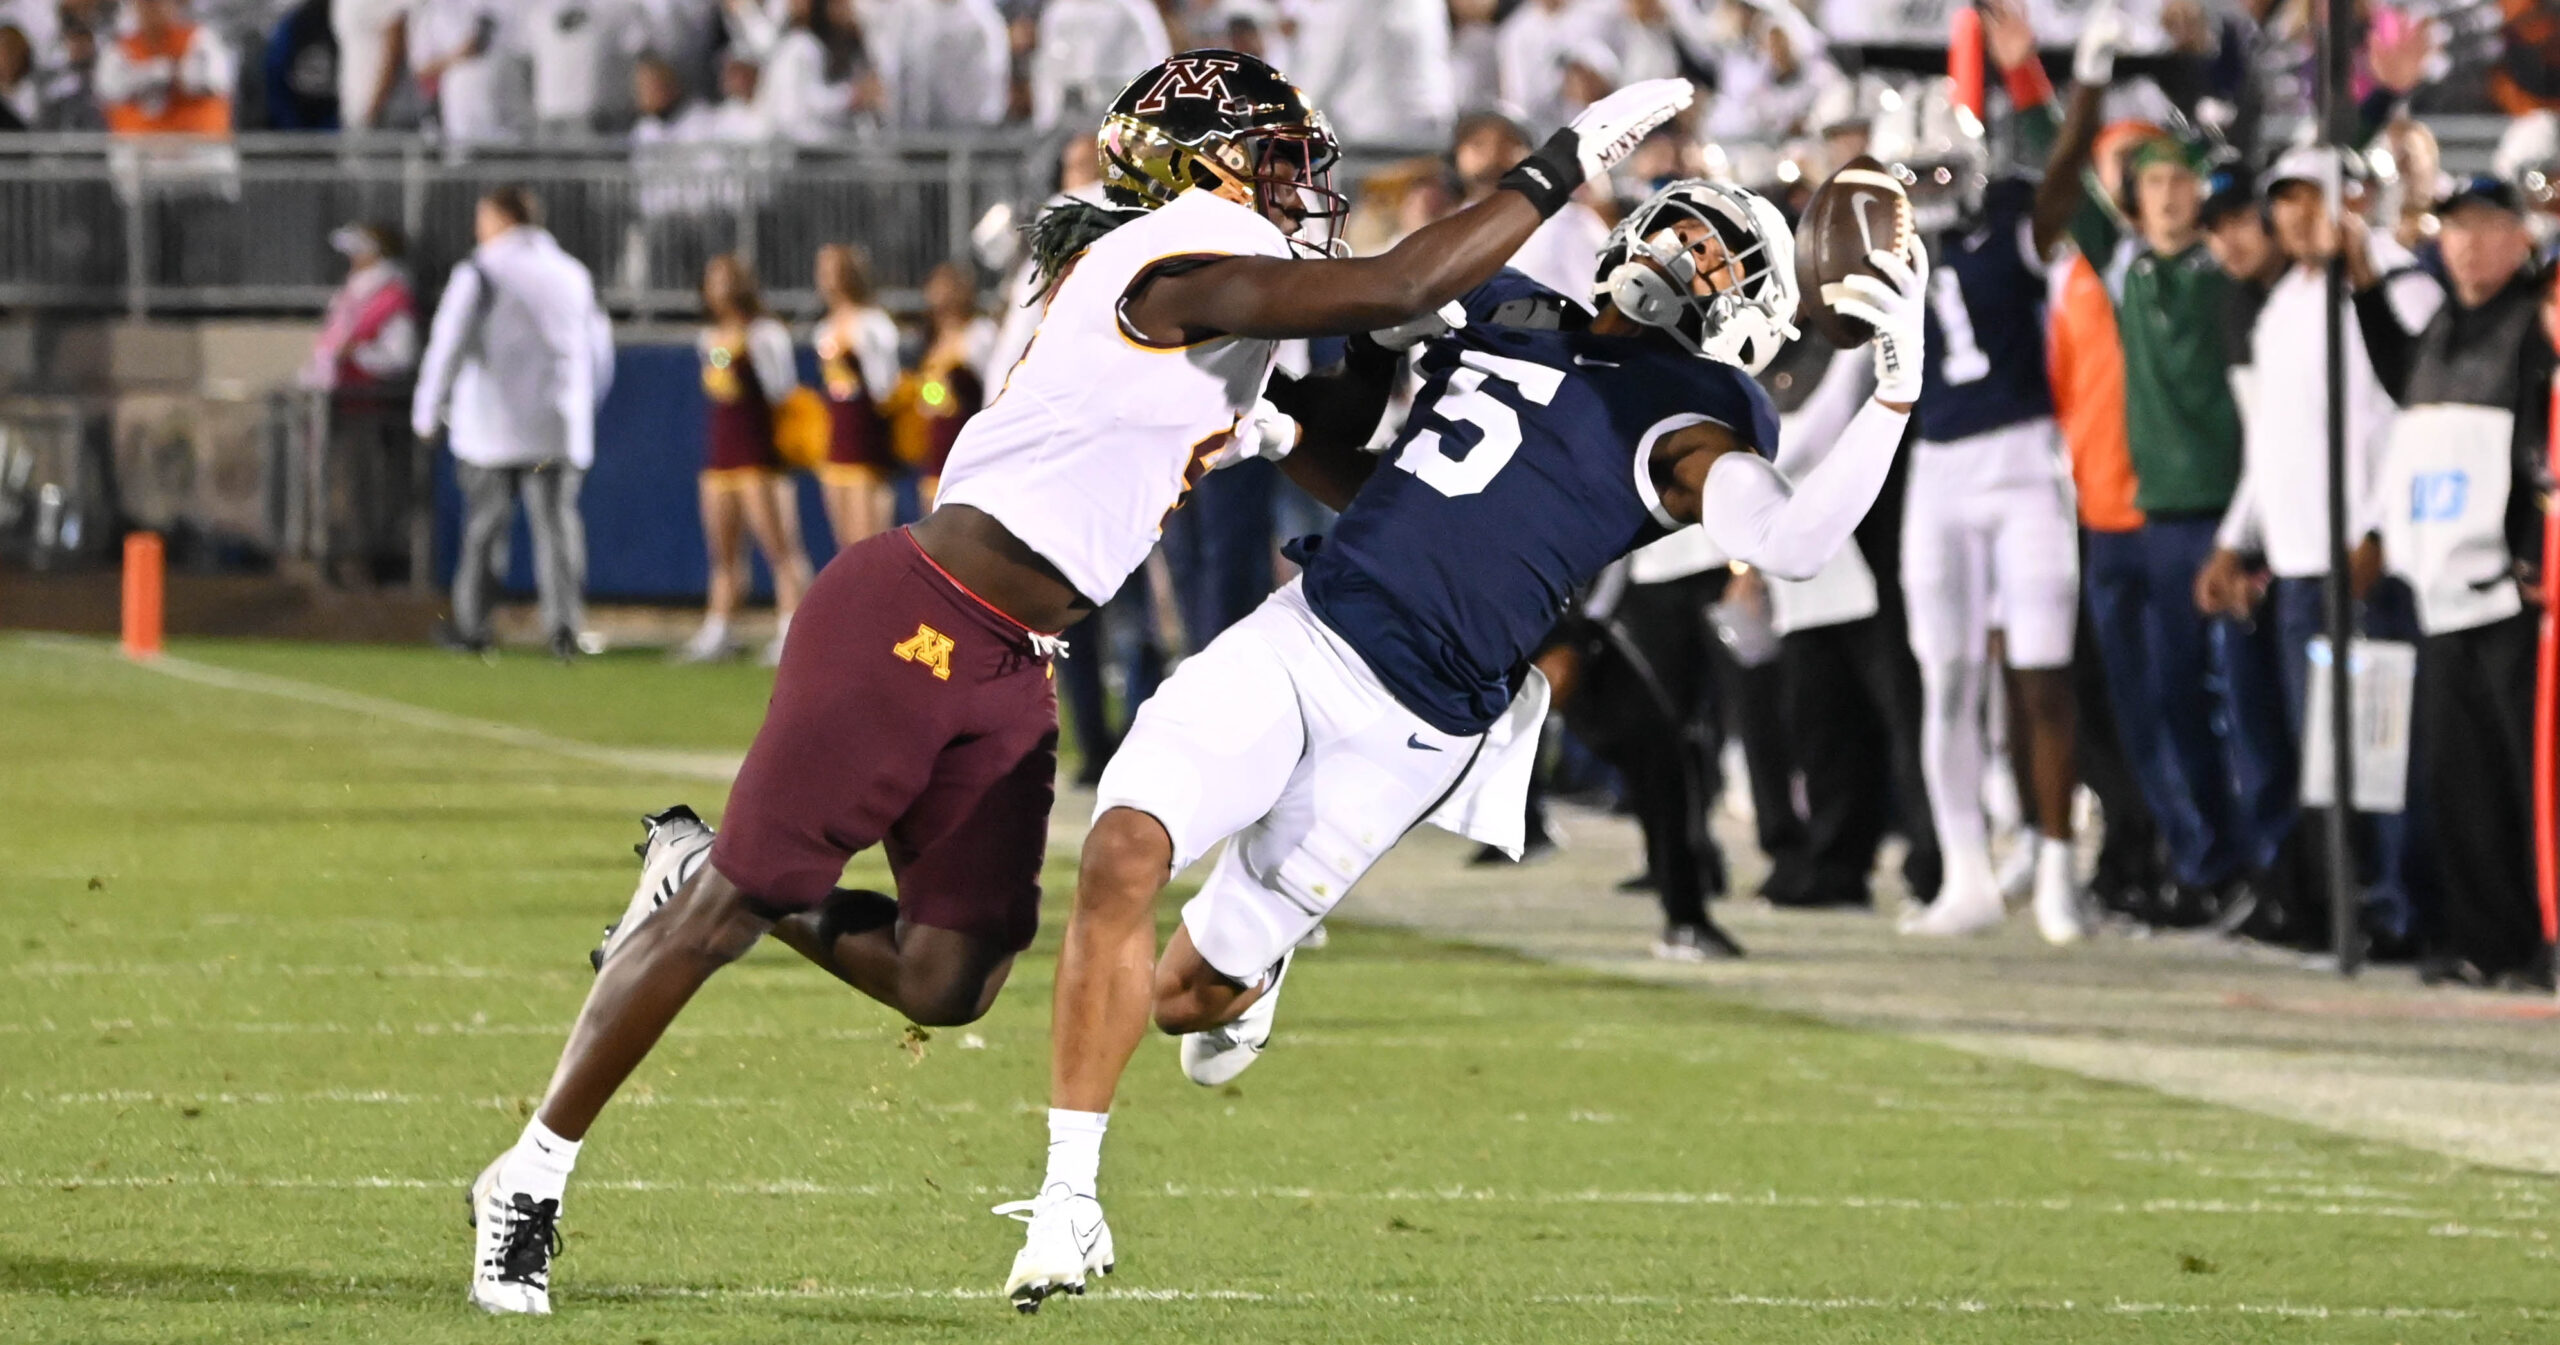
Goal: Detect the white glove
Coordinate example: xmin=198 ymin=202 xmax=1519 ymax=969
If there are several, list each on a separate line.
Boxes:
xmin=1824 ymin=242 xmax=1928 ymax=405
xmin=2074 ymin=0 xmax=2123 ymax=87
xmin=1368 ymin=301 xmax=1468 ymax=352
xmin=1565 ymin=78 xmax=1696 ymax=185
xmin=1207 ymin=398 xmax=1300 ymax=470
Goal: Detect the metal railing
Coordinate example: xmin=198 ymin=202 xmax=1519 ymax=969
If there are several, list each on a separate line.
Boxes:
xmin=0 ymin=118 xmax=2515 ymax=319
xmin=0 ymin=132 xmax=1060 ymax=318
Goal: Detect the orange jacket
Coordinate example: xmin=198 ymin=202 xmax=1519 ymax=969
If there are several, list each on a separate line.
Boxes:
xmin=2049 ymin=252 xmax=2143 ymax=533
xmin=103 ymin=24 xmax=233 ymax=136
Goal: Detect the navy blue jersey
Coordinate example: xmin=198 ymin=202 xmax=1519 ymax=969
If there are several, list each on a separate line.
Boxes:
xmin=1298 ymin=271 xmax=1780 ymax=735
xmin=1915 ymin=177 xmax=2055 ymax=444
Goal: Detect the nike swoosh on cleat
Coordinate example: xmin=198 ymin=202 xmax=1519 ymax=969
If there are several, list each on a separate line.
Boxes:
xmin=1406 ymin=735 xmax=1442 ymax=752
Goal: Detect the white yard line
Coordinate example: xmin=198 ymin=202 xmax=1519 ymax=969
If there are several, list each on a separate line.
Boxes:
xmin=10 ymin=635 xmax=739 ymax=783
xmin=0 ymin=1170 xmax=2537 ymax=1227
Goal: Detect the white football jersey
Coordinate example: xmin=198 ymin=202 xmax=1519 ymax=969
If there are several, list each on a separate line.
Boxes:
xmin=934 ymin=188 xmax=1292 ymax=604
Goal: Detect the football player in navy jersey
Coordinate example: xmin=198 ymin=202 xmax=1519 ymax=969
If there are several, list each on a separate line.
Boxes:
xmin=1875 ymin=18 xmax=2111 ymax=944
xmin=1000 ymin=180 xmax=1931 ymax=1309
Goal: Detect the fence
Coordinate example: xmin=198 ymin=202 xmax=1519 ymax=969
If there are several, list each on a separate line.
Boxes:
xmin=0 ymin=132 xmax=1059 ymax=318
xmin=0 ymin=119 xmax=2514 ymax=320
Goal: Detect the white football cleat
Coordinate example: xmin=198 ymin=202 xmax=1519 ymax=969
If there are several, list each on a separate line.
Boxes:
xmin=592 ymin=805 xmax=716 ymax=971
xmin=1898 ymin=884 xmax=2006 ymax=938
xmin=1179 ymin=951 xmax=1290 ymax=1087
xmin=467 ymin=1157 xmax=561 ymax=1315
xmin=996 ymin=1185 xmax=1114 ymax=1313
xmin=2031 ymin=838 xmax=2089 ymax=946
xmin=1296 ymin=922 xmax=1329 ymax=951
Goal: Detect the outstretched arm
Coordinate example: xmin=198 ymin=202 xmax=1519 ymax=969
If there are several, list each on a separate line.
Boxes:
xmin=1126 ymin=80 xmax=1694 ymax=343
xmin=1669 ymin=244 xmax=1926 ymax=580
xmin=2032 ymin=5 xmax=2117 ymax=260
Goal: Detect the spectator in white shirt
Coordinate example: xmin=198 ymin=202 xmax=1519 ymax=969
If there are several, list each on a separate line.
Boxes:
xmin=525 ymin=0 xmax=645 ymax=135
xmin=1207 ymin=0 xmax=1287 ymax=76
xmin=1495 ymin=0 xmax=1611 ymax=133
xmin=2199 ymin=148 xmax=2441 ymax=726
xmin=699 ymin=51 xmax=773 ymax=137
xmin=1448 ymin=0 xmax=1498 ymax=112
xmin=333 ymin=0 xmax=411 ymax=130
xmin=755 ymin=0 xmax=878 ymax=141
xmin=1288 ymin=0 xmax=1451 ymax=147
xmin=412 ymin=186 xmax=616 ymax=657
xmin=1702 ymin=0 xmax=1842 ymax=143
xmin=1029 ymin=0 xmax=1164 ymax=130
xmin=409 ymin=0 xmax=515 ymax=142
xmin=873 ymin=0 xmax=1006 ymax=129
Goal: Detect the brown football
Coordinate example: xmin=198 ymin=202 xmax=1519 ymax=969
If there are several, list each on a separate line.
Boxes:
xmin=1793 ymin=156 xmax=1916 ymax=349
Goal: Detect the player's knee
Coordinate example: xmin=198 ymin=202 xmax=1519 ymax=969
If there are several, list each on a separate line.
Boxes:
xmin=1077 ymin=809 xmax=1173 ymax=913
xmin=899 ymin=967 xmax=1001 ymax=1027
xmin=653 ymin=871 xmax=771 ymax=968
xmin=2011 ymin=668 xmax=2075 ymax=723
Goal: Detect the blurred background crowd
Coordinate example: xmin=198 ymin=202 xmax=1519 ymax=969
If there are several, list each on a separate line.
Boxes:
xmin=3 ymin=0 xmax=2557 ymax=991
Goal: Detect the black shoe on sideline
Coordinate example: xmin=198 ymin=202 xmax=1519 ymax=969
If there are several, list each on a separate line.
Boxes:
xmin=433 ymin=621 xmax=491 ymax=655
xmin=1653 ymin=920 xmax=1745 ymax=962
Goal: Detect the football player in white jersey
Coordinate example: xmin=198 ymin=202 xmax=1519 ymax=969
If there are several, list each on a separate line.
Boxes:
xmin=458 ymin=48 xmax=1694 ymax=1317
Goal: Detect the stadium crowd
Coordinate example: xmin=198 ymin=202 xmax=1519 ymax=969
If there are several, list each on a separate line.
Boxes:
xmin=213 ymin=0 xmax=2560 ymax=992
xmin=1 ymin=0 xmax=2557 ymax=140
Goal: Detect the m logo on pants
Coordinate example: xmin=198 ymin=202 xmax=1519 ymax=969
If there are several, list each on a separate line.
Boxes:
xmin=893 ymin=624 xmax=956 ymax=681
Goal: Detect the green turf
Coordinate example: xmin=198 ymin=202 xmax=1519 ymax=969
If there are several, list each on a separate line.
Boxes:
xmin=3 ymin=635 xmax=2555 ymax=1343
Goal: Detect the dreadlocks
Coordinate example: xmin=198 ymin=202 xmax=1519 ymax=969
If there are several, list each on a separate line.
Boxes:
xmin=1026 ymin=199 xmax=1150 ymax=300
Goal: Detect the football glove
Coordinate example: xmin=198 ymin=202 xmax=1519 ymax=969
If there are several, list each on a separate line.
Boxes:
xmin=1500 ymin=78 xmax=1695 ymax=216
xmin=1206 ymin=398 xmax=1300 ymax=470
xmin=1366 ymin=301 xmax=1469 ymax=352
xmin=2074 ymin=0 xmax=2123 ymax=86
xmin=1824 ymin=242 xmax=1929 ymax=405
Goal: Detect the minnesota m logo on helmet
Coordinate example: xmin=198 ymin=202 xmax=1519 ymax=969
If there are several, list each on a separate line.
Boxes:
xmin=1097 ymin=48 xmax=1345 ymax=229
xmin=1131 ymin=55 xmax=1251 ymax=118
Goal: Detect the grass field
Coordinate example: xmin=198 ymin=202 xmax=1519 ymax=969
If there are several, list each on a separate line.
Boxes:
xmin=4 ymin=634 xmax=2556 ymax=1343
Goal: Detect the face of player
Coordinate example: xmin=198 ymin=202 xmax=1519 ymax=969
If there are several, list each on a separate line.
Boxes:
xmin=2267 ymin=181 xmax=2336 ymax=265
xmin=1660 ymin=216 xmax=1745 ymax=298
xmin=2439 ymin=202 xmax=2531 ymax=307
xmin=2136 ymin=161 xmax=2202 ymax=241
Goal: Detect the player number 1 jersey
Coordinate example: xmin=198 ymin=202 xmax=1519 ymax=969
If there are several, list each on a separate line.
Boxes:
xmin=934 ymin=189 xmax=1293 ymax=605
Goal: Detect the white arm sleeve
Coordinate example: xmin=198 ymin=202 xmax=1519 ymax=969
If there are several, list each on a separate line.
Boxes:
xmin=1695 ymin=400 xmax=1909 ymax=582
xmin=1766 ymin=346 xmax=1875 ymax=480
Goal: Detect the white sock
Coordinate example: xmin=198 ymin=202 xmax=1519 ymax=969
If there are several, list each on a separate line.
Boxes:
xmin=1043 ymin=1108 xmax=1108 ymax=1198
xmin=694 ymin=617 xmax=730 ymax=647
xmin=506 ymin=1118 xmax=581 ymax=1203
xmin=2035 ymin=836 xmax=2075 ymax=884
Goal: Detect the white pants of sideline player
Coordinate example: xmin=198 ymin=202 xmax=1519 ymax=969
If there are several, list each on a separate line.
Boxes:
xmin=1901 ymin=416 xmax=2081 ymax=671
xmin=1094 ymin=579 xmax=1528 ymax=984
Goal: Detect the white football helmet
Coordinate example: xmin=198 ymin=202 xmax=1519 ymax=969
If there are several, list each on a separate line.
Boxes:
xmin=1594 ymin=179 xmax=1800 ymax=375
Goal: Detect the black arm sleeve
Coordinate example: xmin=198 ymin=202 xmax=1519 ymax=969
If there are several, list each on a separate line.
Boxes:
xmin=1267 ymin=335 xmax=1402 ymax=511
xmin=2352 ymin=285 xmax=2417 ymax=403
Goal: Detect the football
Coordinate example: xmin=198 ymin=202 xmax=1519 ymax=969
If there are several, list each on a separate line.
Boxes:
xmin=1793 ymin=155 xmax=1916 ymax=348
